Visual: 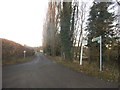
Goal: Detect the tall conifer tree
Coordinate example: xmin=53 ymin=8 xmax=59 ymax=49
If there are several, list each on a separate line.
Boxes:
xmin=87 ymin=1 xmax=115 ymax=62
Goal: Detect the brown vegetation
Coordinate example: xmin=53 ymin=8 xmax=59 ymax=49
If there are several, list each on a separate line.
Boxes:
xmin=47 ymin=55 xmax=119 ymax=82
xmin=1 ymin=38 xmax=34 ymax=65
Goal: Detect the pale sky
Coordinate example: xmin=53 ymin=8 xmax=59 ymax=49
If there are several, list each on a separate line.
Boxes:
xmin=0 ymin=0 xmax=115 ymax=47
xmin=0 ymin=0 xmax=48 ymax=47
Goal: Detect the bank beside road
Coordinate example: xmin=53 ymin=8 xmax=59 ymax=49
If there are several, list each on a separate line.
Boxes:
xmin=1 ymin=38 xmax=35 ymax=65
xmin=46 ymin=55 xmax=119 ymax=83
xmin=3 ymin=55 xmax=36 ymax=66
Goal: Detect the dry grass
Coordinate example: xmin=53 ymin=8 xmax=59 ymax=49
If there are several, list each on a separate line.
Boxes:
xmin=47 ymin=55 xmax=119 ymax=83
xmin=2 ymin=55 xmax=36 ymax=65
xmin=1 ymin=38 xmax=34 ymax=62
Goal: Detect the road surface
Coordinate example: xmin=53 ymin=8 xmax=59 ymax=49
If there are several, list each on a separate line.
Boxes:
xmin=3 ymin=54 xmax=118 ymax=88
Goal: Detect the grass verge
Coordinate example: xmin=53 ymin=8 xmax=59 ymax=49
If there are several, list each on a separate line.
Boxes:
xmin=2 ymin=55 xmax=36 ymax=65
xmin=46 ymin=55 xmax=119 ymax=83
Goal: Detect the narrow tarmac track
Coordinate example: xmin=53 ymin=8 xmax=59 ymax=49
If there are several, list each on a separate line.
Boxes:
xmin=3 ymin=53 xmax=118 ymax=88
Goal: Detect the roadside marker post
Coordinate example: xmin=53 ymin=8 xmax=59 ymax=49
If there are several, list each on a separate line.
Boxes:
xmin=23 ymin=50 xmax=26 ymax=58
xmin=92 ymin=36 xmax=102 ymax=72
xmin=80 ymin=36 xmax=85 ymax=66
xmin=80 ymin=42 xmax=83 ymax=65
xmin=99 ymin=36 xmax=102 ymax=72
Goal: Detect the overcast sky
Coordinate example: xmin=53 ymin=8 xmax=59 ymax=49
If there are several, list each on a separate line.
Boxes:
xmin=0 ymin=0 xmax=48 ymax=47
xmin=0 ymin=0 xmax=93 ymax=47
xmin=0 ymin=0 xmax=116 ymax=47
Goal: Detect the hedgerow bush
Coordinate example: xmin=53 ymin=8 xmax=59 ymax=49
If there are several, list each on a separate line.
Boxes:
xmin=1 ymin=38 xmax=34 ymax=61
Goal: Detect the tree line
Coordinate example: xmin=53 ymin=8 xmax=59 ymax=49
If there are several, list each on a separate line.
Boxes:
xmin=43 ymin=0 xmax=119 ymax=64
